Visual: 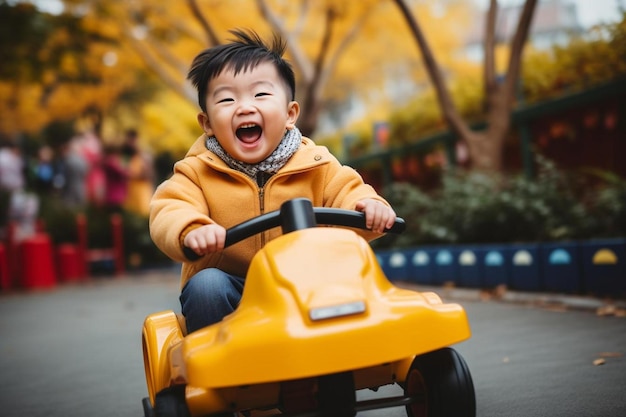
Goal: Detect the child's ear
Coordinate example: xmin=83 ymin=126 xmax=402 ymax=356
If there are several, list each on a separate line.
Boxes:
xmin=285 ymin=101 xmax=300 ymax=130
xmin=197 ymin=112 xmax=214 ymax=136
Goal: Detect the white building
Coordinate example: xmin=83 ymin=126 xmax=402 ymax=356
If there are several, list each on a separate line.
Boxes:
xmin=464 ymin=0 xmax=584 ymax=61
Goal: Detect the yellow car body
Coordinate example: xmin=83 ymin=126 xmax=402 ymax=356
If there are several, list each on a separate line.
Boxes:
xmin=142 ymin=200 xmax=472 ymax=416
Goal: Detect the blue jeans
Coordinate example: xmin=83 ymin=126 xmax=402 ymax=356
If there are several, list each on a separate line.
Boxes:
xmin=179 ymin=268 xmax=245 ymax=333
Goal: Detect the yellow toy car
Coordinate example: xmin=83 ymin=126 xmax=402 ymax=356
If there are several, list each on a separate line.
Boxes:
xmin=141 ymin=198 xmax=474 ymax=417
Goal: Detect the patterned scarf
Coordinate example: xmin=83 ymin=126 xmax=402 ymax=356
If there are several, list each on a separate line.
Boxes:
xmin=205 ymin=127 xmax=302 ymax=179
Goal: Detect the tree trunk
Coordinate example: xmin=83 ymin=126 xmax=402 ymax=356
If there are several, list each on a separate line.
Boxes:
xmin=186 ymin=0 xmax=220 ymax=46
xmin=393 ymin=0 xmax=538 ymax=173
xmin=256 ymin=0 xmax=371 ymax=138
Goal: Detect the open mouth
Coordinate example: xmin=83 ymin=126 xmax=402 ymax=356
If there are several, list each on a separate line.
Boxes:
xmin=236 ymin=123 xmax=262 ymax=144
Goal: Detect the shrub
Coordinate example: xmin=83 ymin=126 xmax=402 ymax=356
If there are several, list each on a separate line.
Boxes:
xmin=380 ymin=157 xmax=624 ymax=248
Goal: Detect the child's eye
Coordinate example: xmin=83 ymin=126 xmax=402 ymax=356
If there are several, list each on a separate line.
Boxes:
xmin=217 ymin=97 xmax=234 ymax=103
xmin=255 ymin=92 xmax=270 ymax=97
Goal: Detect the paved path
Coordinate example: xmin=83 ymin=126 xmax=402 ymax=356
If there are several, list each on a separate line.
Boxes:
xmin=0 ymin=270 xmax=181 ymax=417
xmin=1 ymin=268 xmax=625 ymax=417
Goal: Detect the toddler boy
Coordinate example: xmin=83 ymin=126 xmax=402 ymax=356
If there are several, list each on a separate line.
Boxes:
xmin=149 ymin=29 xmax=396 ymax=333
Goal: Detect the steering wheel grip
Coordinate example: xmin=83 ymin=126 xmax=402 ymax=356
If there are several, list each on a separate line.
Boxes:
xmin=182 ymin=199 xmax=405 ymax=261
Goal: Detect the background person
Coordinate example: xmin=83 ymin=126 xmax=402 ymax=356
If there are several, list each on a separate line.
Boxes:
xmin=122 ymin=129 xmax=155 ymax=217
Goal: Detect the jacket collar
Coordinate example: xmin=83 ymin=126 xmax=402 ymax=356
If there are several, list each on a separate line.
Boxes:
xmin=192 ymin=135 xmax=330 ymax=176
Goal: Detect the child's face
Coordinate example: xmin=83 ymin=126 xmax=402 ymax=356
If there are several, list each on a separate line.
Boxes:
xmin=198 ymin=61 xmax=300 ymax=164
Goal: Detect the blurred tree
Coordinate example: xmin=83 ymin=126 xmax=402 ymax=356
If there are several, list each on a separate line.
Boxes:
xmin=1 ymin=0 xmax=476 ymax=155
xmin=95 ymin=0 xmax=382 ymax=137
xmin=0 ymin=1 xmax=154 ymax=139
xmin=522 ymin=13 xmax=626 ymax=102
xmin=393 ymin=0 xmax=539 ymax=173
xmin=383 ymin=11 xmax=626 ymax=158
xmin=83 ymin=0 xmax=472 ymax=139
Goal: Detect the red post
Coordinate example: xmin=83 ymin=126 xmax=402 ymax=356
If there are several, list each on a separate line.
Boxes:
xmin=20 ymin=233 xmax=56 ymax=289
xmin=0 ymin=243 xmax=9 ymax=290
xmin=56 ymin=243 xmax=84 ymax=282
xmin=76 ymin=213 xmax=89 ymax=277
xmin=74 ymin=213 xmax=124 ymax=277
xmin=6 ymin=222 xmax=18 ymax=286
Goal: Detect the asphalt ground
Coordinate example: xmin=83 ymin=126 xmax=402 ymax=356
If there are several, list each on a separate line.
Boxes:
xmin=405 ymin=282 xmax=626 ymax=315
xmin=1 ymin=267 xmax=625 ymax=417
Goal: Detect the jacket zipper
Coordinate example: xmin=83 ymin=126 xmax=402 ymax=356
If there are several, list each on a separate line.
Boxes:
xmin=258 ymin=187 xmax=265 ymax=213
xmin=205 ymin=157 xmax=324 ymax=246
xmin=256 ymin=171 xmax=269 ymax=215
xmin=257 ymin=171 xmax=268 ymax=247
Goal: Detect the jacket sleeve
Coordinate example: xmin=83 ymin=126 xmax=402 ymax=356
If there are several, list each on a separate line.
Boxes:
xmin=322 ymin=154 xmax=389 ymax=209
xmin=321 ymin=153 xmax=391 ymax=241
xmin=149 ymin=159 xmax=215 ymax=262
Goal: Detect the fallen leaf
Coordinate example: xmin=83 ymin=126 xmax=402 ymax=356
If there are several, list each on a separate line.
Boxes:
xmin=597 ymin=305 xmax=617 ymax=316
xmin=479 ymin=290 xmax=492 ymax=301
xmin=599 ymin=352 xmax=623 ymax=358
xmin=494 ymin=284 xmax=508 ymax=299
xmin=542 ymin=304 xmax=568 ymax=313
xmin=479 ymin=285 xmax=508 ymax=301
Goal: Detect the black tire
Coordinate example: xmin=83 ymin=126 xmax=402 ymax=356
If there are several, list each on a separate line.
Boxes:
xmin=154 ymin=385 xmax=190 ymax=417
xmin=142 ymin=397 xmax=155 ymax=417
xmin=153 ymin=385 xmax=239 ymax=417
xmin=404 ymin=347 xmax=475 ymax=417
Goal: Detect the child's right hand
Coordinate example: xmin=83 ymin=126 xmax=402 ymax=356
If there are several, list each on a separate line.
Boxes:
xmin=183 ymin=223 xmax=227 ymax=256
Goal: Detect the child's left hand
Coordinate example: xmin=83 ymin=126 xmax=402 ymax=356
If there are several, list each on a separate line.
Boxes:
xmin=355 ymin=199 xmax=397 ymax=233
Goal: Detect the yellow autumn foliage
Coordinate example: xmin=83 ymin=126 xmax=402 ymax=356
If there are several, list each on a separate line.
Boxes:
xmin=6 ymin=0 xmax=621 ymax=163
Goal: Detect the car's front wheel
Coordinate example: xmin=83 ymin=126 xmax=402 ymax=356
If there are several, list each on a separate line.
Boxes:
xmin=154 ymin=385 xmax=238 ymax=417
xmin=154 ymin=385 xmax=190 ymax=417
xmin=142 ymin=397 xmax=155 ymax=417
xmin=404 ymin=348 xmax=475 ymax=417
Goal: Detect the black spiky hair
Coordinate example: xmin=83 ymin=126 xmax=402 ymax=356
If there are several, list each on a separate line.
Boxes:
xmin=187 ymin=28 xmax=296 ymax=112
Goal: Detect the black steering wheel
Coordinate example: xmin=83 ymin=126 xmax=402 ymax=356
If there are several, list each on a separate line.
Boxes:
xmin=184 ymin=198 xmax=405 ymax=261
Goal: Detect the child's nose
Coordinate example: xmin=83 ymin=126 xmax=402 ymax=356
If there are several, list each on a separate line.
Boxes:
xmin=236 ymin=99 xmax=256 ymax=114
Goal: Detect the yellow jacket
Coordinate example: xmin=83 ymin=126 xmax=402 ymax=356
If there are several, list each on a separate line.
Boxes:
xmin=149 ymin=135 xmax=389 ymax=287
